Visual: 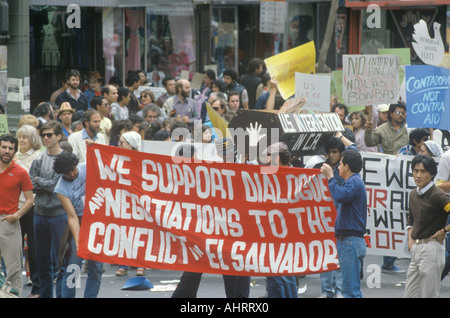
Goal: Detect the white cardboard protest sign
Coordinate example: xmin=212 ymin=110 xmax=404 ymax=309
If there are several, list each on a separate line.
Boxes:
xmin=295 ymin=73 xmax=330 ymax=112
xmin=411 ymin=19 xmax=445 ymax=66
xmin=342 ymin=54 xmax=399 ymax=106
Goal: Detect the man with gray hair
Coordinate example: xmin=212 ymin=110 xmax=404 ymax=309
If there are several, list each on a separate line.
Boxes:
xmin=201 ymin=91 xmax=227 ymax=123
xmin=142 ymin=104 xmax=164 ymax=123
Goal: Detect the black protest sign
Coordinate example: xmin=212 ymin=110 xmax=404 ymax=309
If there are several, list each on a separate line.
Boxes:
xmin=228 ymin=110 xmax=344 ymax=157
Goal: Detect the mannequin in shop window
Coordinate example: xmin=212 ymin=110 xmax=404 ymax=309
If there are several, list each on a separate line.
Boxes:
xmin=288 ymin=15 xmax=313 ymax=49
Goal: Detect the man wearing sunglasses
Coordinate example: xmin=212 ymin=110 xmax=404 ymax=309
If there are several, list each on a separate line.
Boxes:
xmin=29 ymin=120 xmax=66 ymax=298
xmin=364 ymin=102 xmax=409 ymax=155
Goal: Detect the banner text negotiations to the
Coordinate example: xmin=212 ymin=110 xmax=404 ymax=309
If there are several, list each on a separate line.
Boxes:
xmin=78 ymin=144 xmax=340 ymax=276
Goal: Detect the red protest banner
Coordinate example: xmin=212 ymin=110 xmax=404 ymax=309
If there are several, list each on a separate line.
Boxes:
xmin=78 ymin=143 xmax=339 ymax=276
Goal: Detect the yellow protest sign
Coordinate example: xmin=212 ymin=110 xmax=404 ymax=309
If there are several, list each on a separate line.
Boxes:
xmin=264 ymin=41 xmax=316 ymax=100
xmin=206 ymin=102 xmax=230 ymax=138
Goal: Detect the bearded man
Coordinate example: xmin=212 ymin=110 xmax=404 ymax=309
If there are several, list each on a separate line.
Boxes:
xmin=56 ymin=69 xmax=89 ymax=112
xmin=0 ymin=134 xmax=34 ymax=296
xmin=162 ymin=79 xmax=200 ymax=123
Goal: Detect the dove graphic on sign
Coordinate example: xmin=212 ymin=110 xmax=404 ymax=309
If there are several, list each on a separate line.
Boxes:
xmin=411 ymin=19 xmax=444 ymax=66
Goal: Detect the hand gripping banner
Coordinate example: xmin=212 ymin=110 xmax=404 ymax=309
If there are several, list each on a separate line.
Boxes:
xmin=78 ymin=144 xmax=339 ymax=276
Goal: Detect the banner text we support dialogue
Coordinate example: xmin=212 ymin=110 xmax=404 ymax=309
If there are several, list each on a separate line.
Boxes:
xmin=78 ymin=144 xmax=340 ymax=277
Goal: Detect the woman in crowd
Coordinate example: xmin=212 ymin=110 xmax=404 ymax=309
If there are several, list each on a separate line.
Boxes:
xmin=14 ymin=125 xmax=43 ymax=298
xmin=350 ymin=111 xmax=378 ymax=152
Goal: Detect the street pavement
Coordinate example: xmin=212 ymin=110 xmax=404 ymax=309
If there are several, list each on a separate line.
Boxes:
xmin=21 ymin=254 xmax=450 ymax=299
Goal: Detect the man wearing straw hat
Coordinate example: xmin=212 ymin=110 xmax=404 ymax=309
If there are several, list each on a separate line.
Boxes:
xmin=57 ymin=102 xmax=76 ymax=137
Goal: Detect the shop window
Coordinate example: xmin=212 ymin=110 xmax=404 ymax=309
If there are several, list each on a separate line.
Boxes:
xmin=30 ymin=5 xmax=92 ymax=110
xmin=146 ymin=7 xmax=196 ymax=86
xmin=286 ymin=3 xmax=315 ymax=51
xmin=31 ymin=6 xmax=90 ymax=70
xmin=125 ymin=8 xmax=145 ymax=76
xmin=361 ymin=9 xmax=390 ymax=54
xmin=102 ymin=7 xmax=123 ymax=85
xmin=211 ymin=6 xmax=238 ymax=77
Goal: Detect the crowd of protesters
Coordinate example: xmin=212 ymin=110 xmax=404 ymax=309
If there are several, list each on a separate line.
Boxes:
xmin=1 ymin=56 xmax=450 ymax=299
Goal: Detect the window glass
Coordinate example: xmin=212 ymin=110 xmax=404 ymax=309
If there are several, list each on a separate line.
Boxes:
xmin=102 ymin=7 xmax=123 ymax=85
xmin=146 ymin=8 xmax=196 ymax=86
xmin=30 ymin=6 xmax=92 ymax=111
xmin=286 ymin=3 xmax=314 ymax=50
xmin=124 ymin=8 xmax=145 ymax=75
xmin=211 ymin=7 xmax=238 ymax=77
xmin=361 ymin=9 xmax=389 ymax=54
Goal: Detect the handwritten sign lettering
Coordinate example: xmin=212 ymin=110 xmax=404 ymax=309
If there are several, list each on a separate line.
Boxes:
xmin=265 ymin=41 xmax=316 ymax=100
xmin=405 ymin=64 xmax=450 ymax=129
xmin=343 ymin=54 xmax=399 ymax=106
xmin=295 ymin=73 xmax=331 ymax=112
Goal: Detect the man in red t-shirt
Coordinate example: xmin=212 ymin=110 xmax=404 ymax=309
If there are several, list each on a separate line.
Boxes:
xmin=0 ymin=134 xmax=34 ymax=297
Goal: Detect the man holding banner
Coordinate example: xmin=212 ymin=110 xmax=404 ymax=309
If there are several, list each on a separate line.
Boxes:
xmin=321 ymin=149 xmax=367 ymax=298
xmin=171 ymin=137 xmax=251 ymax=298
xmin=260 ymin=142 xmax=297 ymax=298
xmin=54 ymin=151 xmax=103 ymax=298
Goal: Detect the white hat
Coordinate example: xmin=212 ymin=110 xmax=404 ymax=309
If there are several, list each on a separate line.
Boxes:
xmin=424 ymin=140 xmax=443 ymax=157
xmin=122 ymin=131 xmax=141 ymax=151
xmin=377 ymin=104 xmax=389 ymax=112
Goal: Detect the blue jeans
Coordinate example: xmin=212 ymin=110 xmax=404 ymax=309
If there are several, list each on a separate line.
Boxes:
xmin=60 ymin=235 xmax=103 ymax=298
xmin=382 ymin=256 xmax=397 ymax=269
xmin=337 ymin=236 xmax=366 ymax=298
xmin=34 ymin=213 xmax=67 ymax=298
xmin=320 ymin=269 xmax=342 ymax=297
xmin=267 ymin=276 xmax=297 ymax=298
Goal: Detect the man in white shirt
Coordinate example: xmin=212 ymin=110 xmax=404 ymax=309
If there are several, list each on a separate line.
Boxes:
xmin=68 ymin=109 xmax=105 ymax=162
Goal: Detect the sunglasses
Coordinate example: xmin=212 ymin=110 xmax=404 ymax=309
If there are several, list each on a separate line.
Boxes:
xmin=40 ymin=133 xmax=55 ymax=139
xmin=395 ymin=111 xmax=406 ymax=115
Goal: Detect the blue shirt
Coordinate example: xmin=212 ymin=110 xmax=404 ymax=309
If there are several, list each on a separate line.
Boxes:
xmin=62 ymin=126 xmax=71 ymax=137
xmin=81 ymin=128 xmax=100 ymax=141
xmin=54 ymin=163 xmax=87 ymax=216
xmin=328 ymin=173 xmax=367 ymax=237
xmin=398 ymin=144 xmax=417 ymax=156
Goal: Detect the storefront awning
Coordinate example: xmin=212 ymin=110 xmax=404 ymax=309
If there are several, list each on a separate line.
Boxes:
xmin=29 ymin=0 xmax=193 ymax=7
